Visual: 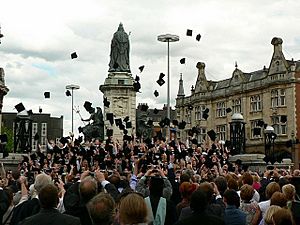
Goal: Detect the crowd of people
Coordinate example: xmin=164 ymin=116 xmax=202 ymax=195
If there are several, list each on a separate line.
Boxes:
xmin=0 ymin=134 xmax=299 ymax=225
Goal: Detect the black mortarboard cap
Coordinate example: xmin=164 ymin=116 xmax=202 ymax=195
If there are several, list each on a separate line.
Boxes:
xmin=203 ymin=113 xmax=209 ymax=120
xmin=65 ymin=90 xmax=71 ymax=96
xmin=119 ymin=124 xmax=125 ymax=130
xmin=226 ymin=108 xmax=232 ymax=113
xmin=141 ymin=104 xmax=149 ymax=112
xmin=156 ymin=78 xmax=165 ymax=86
xmin=196 ymin=34 xmax=201 ymax=41
xmin=147 ymin=120 xmax=153 ymax=126
xmin=191 ymin=138 xmax=198 ymax=145
xmin=59 ymin=137 xmax=68 ymax=145
xmin=135 ymin=75 xmax=140 ymax=82
xmin=154 ymin=90 xmax=159 ymax=97
xmin=84 ymin=101 xmax=93 ymax=111
xmin=15 ymin=103 xmax=25 ymax=112
xmin=207 ymin=129 xmax=216 ymax=141
xmin=159 ymin=73 xmax=165 ymax=79
xmin=139 ymin=65 xmax=145 ymax=73
xmin=172 ymin=120 xmax=178 ymax=126
xmin=124 ymin=116 xmax=130 ymax=122
xmin=34 ymin=133 xmax=39 ymax=141
xmin=106 ymin=129 xmax=113 ymax=137
xmin=204 ymin=108 xmax=209 ymax=114
xmin=186 ymin=29 xmax=193 ymax=36
xmin=123 ymin=129 xmax=128 ymax=135
xmin=106 ymin=113 xmax=114 ymax=125
xmin=180 ymin=58 xmax=186 ymax=64
xmin=253 ymin=127 xmax=261 ymax=136
xmin=71 ymin=52 xmax=78 ymax=59
xmin=153 ymin=108 xmax=159 ymax=114
xmin=258 ymin=120 xmax=265 ymax=127
xmin=115 ymin=118 xmax=122 ymax=127
xmin=123 ymin=134 xmax=132 ymax=141
xmin=103 ymin=97 xmax=110 ymax=107
xmin=159 ymin=119 xmax=165 ymax=128
xmin=44 ymin=92 xmax=50 ymax=99
xmin=126 ymin=121 xmax=132 ymax=129
xmin=178 ymin=121 xmax=186 ymax=129
xmin=133 ymin=81 xmax=141 ymax=92
xmin=280 ymin=115 xmax=287 ymax=123
xmin=78 ymin=126 xmax=83 ymax=133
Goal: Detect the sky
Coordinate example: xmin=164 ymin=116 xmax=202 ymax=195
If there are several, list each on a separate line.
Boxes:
xmin=1 ymin=0 xmax=300 ymax=137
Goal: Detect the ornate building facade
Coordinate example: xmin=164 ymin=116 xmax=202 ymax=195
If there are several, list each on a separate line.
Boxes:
xmin=176 ymin=37 xmax=300 ymax=168
xmin=0 ymin=68 xmax=9 ymax=134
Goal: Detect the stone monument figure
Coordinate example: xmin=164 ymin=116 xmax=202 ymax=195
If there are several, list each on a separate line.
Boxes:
xmin=80 ymin=106 xmax=104 ymax=140
xmin=108 ymin=23 xmax=131 ymax=72
xmin=136 ymin=112 xmax=152 ymax=140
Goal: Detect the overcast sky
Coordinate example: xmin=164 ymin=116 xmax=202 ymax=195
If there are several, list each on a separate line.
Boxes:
xmin=1 ymin=0 xmax=300 ymax=137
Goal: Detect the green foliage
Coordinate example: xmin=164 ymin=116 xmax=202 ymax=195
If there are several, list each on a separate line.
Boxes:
xmin=1 ymin=125 xmax=14 ymax=152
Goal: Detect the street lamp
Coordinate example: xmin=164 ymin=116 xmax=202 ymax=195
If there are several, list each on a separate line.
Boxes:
xmin=66 ymin=84 xmax=80 ymax=135
xmin=157 ymin=34 xmax=179 ymax=140
xmin=230 ymin=113 xmax=246 ymax=155
xmin=264 ymin=125 xmax=277 ymax=164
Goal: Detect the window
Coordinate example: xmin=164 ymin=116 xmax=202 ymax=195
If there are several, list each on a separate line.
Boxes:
xmin=250 ymin=120 xmax=262 ymax=139
xmin=195 ymin=105 xmax=206 ymax=120
xmin=185 ymin=108 xmax=191 ymax=124
xmin=196 ymin=127 xmax=206 ymax=143
xmin=41 ymin=123 xmax=47 ymax=137
xmin=250 ymin=95 xmax=262 ymax=112
xmin=216 ymin=102 xmax=226 ymax=117
xmin=216 ymin=125 xmax=226 ymax=142
xmin=271 ymin=89 xmax=285 ymax=107
xmin=232 ymin=98 xmax=242 ymax=113
xmin=32 ymin=123 xmax=38 ymax=151
xmin=272 ymin=115 xmax=287 ymax=135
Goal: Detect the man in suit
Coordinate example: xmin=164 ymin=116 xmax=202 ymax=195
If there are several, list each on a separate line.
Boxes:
xmin=20 ymin=184 xmax=80 ymax=225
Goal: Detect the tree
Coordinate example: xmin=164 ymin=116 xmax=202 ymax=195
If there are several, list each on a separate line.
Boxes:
xmin=1 ymin=125 xmax=14 ymax=153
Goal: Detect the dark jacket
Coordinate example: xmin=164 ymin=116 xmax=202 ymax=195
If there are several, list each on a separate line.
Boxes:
xmin=175 ymin=211 xmax=225 ymax=225
xmin=20 ymin=208 xmax=81 ymax=225
xmin=0 ymin=189 xmax=9 ymax=225
xmin=10 ymin=198 xmax=40 ymax=225
xmin=224 ymin=205 xmax=246 ymax=225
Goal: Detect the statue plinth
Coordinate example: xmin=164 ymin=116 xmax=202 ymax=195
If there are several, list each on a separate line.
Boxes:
xmin=100 ymin=71 xmax=136 ymax=142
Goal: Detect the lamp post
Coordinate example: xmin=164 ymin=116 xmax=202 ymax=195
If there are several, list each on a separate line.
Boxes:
xmin=264 ymin=125 xmax=277 ymax=164
xmin=66 ymin=84 xmax=80 ymax=135
xmin=157 ymin=34 xmax=179 ymax=140
xmin=229 ymin=113 xmax=246 ymax=155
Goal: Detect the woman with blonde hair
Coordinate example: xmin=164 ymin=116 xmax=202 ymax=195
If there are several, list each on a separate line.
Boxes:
xmin=258 ymin=205 xmax=281 ymax=225
xmin=119 ymin=192 xmax=148 ymax=225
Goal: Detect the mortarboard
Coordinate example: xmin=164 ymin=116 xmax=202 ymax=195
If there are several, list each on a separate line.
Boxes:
xmin=106 ymin=129 xmax=113 ymax=137
xmin=123 ymin=134 xmax=132 ymax=141
xmin=207 ymin=129 xmax=217 ymax=141
xmin=119 ymin=124 xmax=125 ymax=130
xmin=65 ymin=90 xmax=71 ymax=96
xmin=172 ymin=120 xmax=178 ymax=126
xmin=280 ymin=115 xmax=287 ymax=123
xmin=139 ymin=65 xmax=145 ymax=73
xmin=156 ymin=78 xmax=165 ymax=86
xmin=153 ymin=108 xmax=159 ymax=114
xmin=147 ymin=120 xmax=153 ymax=126
xmin=226 ymin=108 xmax=232 ymax=113
xmin=133 ymin=81 xmax=141 ymax=92
xmin=191 ymin=138 xmax=198 ymax=145
xmin=204 ymin=108 xmax=209 ymax=114
xmin=106 ymin=113 xmax=114 ymax=125
xmin=160 ymin=117 xmax=170 ymax=127
xmin=103 ymin=97 xmax=110 ymax=108
xmin=71 ymin=52 xmax=78 ymax=59
xmin=44 ymin=92 xmax=50 ymax=99
xmin=178 ymin=121 xmax=186 ymax=129
xmin=126 ymin=121 xmax=132 ymax=129
xmin=253 ymin=128 xmax=261 ymax=136
xmin=257 ymin=120 xmax=264 ymax=127
xmin=84 ymin=101 xmax=93 ymax=111
xmin=180 ymin=58 xmax=186 ymax=64
xmin=154 ymin=90 xmax=159 ymax=97
xmin=115 ymin=118 xmax=122 ymax=127
xmin=140 ymin=104 xmax=149 ymax=112
xmin=135 ymin=75 xmax=140 ymax=82
xmin=123 ymin=129 xmax=128 ymax=135
xmin=59 ymin=137 xmax=68 ymax=145
xmin=78 ymin=126 xmax=83 ymax=133
xmin=202 ymin=113 xmax=209 ymax=120
xmin=34 ymin=133 xmax=40 ymax=141
xmin=186 ymin=29 xmax=193 ymax=36
xmin=124 ymin=116 xmax=130 ymax=122
xmin=196 ymin=34 xmax=201 ymax=41
xmin=159 ymin=72 xmax=165 ymax=79
xmin=15 ymin=103 xmax=25 ymax=113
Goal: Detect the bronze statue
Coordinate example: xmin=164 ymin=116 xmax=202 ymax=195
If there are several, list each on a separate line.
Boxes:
xmin=108 ymin=23 xmax=131 ymax=72
xmin=80 ymin=106 xmax=104 ymax=141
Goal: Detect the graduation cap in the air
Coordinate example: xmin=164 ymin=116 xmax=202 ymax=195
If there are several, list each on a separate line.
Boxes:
xmin=147 ymin=120 xmax=153 ymax=126
xmin=59 ymin=137 xmax=69 ymax=145
xmin=204 ymin=108 xmax=209 ymax=114
xmin=154 ymin=90 xmax=159 ymax=97
xmin=172 ymin=120 xmax=178 ymax=126
xmin=106 ymin=113 xmax=114 ymax=125
xmin=207 ymin=129 xmax=217 ymax=141
xmin=123 ymin=134 xmax=132 ymax=141
xmin=135 ymin=75 xmax=140 ymax=82
xmin=65 ymin=90 xmax=71 ymax=96
xmin=226 ymin=108 xmax=232 ymax=113
xmin=196 ymin=34 xmax=201 ymax=41
xmin=191 ymin=138 xmax=198 ymax=145
xmin=178 ymin=121 xmax=186 ymax=130
xmin=34 ymin=133 xmax=40 ymax=141
xmin=139 ymin=65 xmax=145 ymax=73
xmin=119 ymin=123 xmax=125 ymax=130
xmin=281 ymin=115 xmax=287 ymax=123
xmin=15 ymin=103 xmax=25 ymax=113
xmin=180 ymin=58 xmax=186 ymax=64
xmin=202 ymin=112 xmax=209 ymax=120
xmin=103 ymin=97 xmax=110 ymax=108
xmin=44 ymin=92 xmax=50 ymax=99
xmin=71 ymin=52 xmax=78 ymax=59
xmin=84 ymin=101 xmax=93 ymax=112
xmin=253 ymin=127 xmax=261 ymax=136
xmin=153 ymin=108 xmax=159 ymax=114
xmin=157 ymin=78 xmax=165 ymax=86
xmin=124 ymin=116 xmax=130 ymax=122
xmin=133 ymin=81 xmax=141 ymax=92
xmin=115 ymin=118 xmax=122 ymax=127
xmin=106 ymin=129 xmax=113 ymax=137
xmin=126 ymin=121 xmax=132 ymax=129
xmin=140 ymin=104 xmax=149 ymax=112
xmin=257 ymin=120 xmax=265 ymax=127
xmin=186 ymin=29 xmax=193 ymax=36
xmin=159 ymin=117 xmax=170 ymax=128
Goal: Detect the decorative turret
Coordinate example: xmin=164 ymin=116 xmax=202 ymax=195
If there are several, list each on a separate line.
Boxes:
xmin=268 ymin=37 xmax=289 ymax=75
xmin=194 ymin=62 xmax=209 ymax=93
xmin=177 ymin=73 xmax=185 ymax=98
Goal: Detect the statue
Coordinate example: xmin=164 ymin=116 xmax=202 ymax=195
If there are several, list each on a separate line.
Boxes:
xmin=80 ymin=106 xmax=104 ymax=141
xmin=136 ymin=112 xmax=152 ymax=140
xmin=108 ymin=23 xmax=131 ymax=73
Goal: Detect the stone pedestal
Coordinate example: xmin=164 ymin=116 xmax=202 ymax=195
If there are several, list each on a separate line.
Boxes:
xmin=100 ymin=72 xmax=136 ymax=142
